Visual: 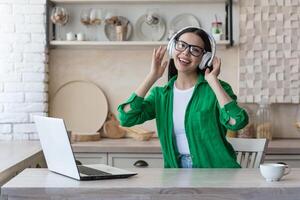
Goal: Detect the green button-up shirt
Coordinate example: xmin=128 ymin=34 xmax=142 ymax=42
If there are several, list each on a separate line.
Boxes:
xmin=118 ymin=74 xmax=248 ymax=168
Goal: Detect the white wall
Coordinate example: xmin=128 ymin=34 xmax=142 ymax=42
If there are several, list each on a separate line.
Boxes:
xmin=0 ymin=0 xmax=48 ymax=140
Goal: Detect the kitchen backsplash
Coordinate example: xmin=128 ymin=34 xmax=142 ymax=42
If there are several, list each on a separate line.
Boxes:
xmin=239 ymin=0 xmax=300 ymax=103
xmin=48 ymin=48 xmax=300 ymax=139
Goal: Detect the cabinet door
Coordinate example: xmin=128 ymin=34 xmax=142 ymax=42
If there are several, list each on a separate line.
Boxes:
xmin=24 ymin=151 xmax=47 ymax=168
xmin=108 ymin=153 xmax=163 ymax=168
xmin=264 ymin=155 xmax=300 ymax=167
xmin=74 ymin=153 xmax=107 ymax=165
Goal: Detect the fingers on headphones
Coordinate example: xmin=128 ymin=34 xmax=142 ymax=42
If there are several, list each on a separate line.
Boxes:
xmin=159 ymin=46 xmax=167 ymax=60
xmin=155 ymin=46 xmax=167 ymax=61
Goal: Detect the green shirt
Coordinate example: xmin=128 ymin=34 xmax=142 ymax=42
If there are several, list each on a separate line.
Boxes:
xmin=118 ymin=74 xmax=248 ymax=168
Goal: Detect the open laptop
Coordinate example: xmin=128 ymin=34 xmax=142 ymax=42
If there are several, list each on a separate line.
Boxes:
xmin=34 ymin=116 xmax=137 ymax=181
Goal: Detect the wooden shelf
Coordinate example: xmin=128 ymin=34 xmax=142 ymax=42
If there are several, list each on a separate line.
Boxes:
xmin=49 ymin=40 xmax=231 ymax=49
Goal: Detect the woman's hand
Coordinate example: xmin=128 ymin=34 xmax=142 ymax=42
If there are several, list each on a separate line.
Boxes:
xmin=149 ymin=46 xmax=168 ymax=81
xmin=205 ymin=56 xmax=221 ymax=83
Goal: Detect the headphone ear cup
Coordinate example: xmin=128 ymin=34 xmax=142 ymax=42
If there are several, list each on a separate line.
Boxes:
xmin=167 ymin=39 xmax=175 ymax=58
xmin=198 ymin=52 xmax=212 ymax=70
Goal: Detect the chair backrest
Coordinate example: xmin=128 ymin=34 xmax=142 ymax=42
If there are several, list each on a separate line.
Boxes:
xmin=227 ymin=137 xmax=268 ymax=168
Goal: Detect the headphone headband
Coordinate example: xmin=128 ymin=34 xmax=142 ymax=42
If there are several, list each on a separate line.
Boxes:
xmin=167 ymin=26 xmax=216 ymax=69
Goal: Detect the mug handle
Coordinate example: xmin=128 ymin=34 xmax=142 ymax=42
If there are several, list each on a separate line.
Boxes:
xmin=277 ymin=162 xmax=291 ymax=176
xmin=283 ymin=165 xmax=291 ymax=176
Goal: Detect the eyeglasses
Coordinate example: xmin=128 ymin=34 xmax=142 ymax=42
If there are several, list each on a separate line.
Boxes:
xmin=175 ymin=40 xmax=205 ymax=57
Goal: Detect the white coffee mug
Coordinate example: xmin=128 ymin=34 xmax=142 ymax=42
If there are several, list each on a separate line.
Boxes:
xmin=77 ymin=33 xmax=85 ymax=41
xmin=260 ymin=163 xmax=291 ymax=182
xmin=66 ymin=32 xmax=76 ymax=41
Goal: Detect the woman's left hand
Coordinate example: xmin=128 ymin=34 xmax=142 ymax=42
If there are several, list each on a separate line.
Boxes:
xmin=204 ymin=56 xmax=221 ymax=83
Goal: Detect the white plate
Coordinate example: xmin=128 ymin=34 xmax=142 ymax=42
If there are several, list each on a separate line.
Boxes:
xmin=50 ymin=81 xmax=108 ymax=133
xmin=170 ymin=13 xmax=200 ymax=33
xmin=135 ymin=14 xmax=166 ymax=41
xmin=104 ymin=16 xmax=133 ymax=41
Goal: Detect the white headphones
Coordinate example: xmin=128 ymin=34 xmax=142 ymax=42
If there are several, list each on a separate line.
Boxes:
xmin=167 ymin=26 xmax=216 ymax=70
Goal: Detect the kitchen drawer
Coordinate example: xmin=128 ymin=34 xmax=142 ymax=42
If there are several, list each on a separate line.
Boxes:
xmin=74 ymin=153 xmax=107 ymax=165
xmin=108 ymin=153 xmax=163 ymax=168
xmin=264 ymin=155 xmax=300 ymax=167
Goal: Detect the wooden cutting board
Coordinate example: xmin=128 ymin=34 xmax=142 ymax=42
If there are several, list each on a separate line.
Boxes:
xmin=50 ymin=81 xmax=108 ymax=133
xmin=71 ymin=131 xmax=101 ymax=143
xmin=120 ymin=126 xmax=155 ymax=141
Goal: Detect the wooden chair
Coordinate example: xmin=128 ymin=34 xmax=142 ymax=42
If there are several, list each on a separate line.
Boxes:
xmin=227 ymin=137 xmax=268 ymax=168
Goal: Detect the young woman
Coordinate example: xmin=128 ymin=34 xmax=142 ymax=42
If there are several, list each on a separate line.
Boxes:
xmin=118 ymin=27 xmax=248 ymax=168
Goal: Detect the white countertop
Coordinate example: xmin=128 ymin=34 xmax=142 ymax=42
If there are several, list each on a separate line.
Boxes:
xmin=0 ymin=141 xmax=42 ymax=185
xmin=2 ymin=167 xmax=300 ymax=200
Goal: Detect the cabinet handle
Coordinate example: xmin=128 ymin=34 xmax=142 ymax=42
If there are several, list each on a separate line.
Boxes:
xmin=133 ymin=160 xmax=149 ymax=168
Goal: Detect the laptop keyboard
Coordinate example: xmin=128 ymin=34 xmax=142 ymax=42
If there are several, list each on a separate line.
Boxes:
xmin=78 ymin=165 xmax=112 ymax=176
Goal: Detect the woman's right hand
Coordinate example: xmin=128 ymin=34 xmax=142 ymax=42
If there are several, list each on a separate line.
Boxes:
xmin=149 ymin=46 xmax=168 ymax=80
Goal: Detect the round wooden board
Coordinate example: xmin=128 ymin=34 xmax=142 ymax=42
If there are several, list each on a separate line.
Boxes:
xmin=50 ymin=81 xmax=108 ymax=133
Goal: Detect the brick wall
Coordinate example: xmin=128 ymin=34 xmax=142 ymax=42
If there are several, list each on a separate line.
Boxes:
xmin=239 ymin=0 xmax=300 ymax=103
xmin=0 ymin=0 xmax=48 ymax=140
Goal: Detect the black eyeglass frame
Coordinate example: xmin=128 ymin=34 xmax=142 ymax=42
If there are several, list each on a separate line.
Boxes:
xmin=174 ymin=40 xmax=206 ymax=57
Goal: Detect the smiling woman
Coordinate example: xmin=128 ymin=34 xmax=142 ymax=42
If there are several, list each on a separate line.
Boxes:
xmin=118 ymin=27 xmax=249 ymax=168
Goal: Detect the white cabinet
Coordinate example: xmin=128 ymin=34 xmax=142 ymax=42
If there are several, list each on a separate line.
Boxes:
xmin=74 ymin=152 xmax=300 ymax=168
xmin=74 ymin=153 xmax=107 ymax=165
xmin=108 ymin=153 xmax=163 ymax=168
xmin=23 ymin=151 xmax=47 ymax=169
xmin=74 ymin=152 xmax=163 ymax=168
xmin=264 ymin=155 xmax=300 ymax=168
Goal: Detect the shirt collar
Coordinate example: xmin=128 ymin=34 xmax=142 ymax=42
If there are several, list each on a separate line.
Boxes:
xmin=163 ymin=73 xmax=207 ymax=92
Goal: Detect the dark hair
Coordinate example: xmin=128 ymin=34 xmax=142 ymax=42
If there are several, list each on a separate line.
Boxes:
xmin=168 ymin=27 xmax=212 ymax=80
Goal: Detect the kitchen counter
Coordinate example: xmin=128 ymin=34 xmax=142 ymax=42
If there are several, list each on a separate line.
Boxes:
xmin=2 ymin=166 xmax=300 ymax=200
xmin=267 ymin=139 xmax=300 ymax=154
xmin=0 ymin=141 xmax=43 ymax=186
xmin=72 ymin=138 xmax=300 ymax=154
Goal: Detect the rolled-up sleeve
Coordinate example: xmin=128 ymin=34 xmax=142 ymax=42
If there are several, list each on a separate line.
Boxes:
xmin=220 ymin=100 xmax=249 ymax=131
xmin=218 ymin=81 xmax=249 ymax=131
xmin=117 ymin=88 xmax=156 ymax=127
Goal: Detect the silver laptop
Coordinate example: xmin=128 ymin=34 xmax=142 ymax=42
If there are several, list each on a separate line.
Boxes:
xmin=34 ymin=116 xmax=137 ymax=181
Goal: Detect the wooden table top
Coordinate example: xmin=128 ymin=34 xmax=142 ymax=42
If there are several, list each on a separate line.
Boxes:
xmin=2 ymin=167 xmax=300 ymax=200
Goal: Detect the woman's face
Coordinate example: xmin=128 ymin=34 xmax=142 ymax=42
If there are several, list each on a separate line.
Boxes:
xmin=173 ymin=32 xmax=205 ymax=74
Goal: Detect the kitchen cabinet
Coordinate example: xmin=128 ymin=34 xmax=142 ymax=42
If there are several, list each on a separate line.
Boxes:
xmin=108 ymin=153 xmax=163 ymax=168
xmin=0 ymin=141 xmax=46 ymax=187
xmin=264 ymin=155 xmax=300 ymax=168
xmin=73 ymin=138 xmax=163 ymax=168
xmin=74 ymin=153 xmax=107 ymax=165
xmin=76 ymin=152 xmax=300 ymax=168
xmin=48 ymin=0 xmax=236 ymax=48
xmin=23 ymin=151 xmax=47 ymax=169
xmin=74 ymin=152 xmax=163 ymax=168
xmin=73 ymin=138 xmax=300 ymax=168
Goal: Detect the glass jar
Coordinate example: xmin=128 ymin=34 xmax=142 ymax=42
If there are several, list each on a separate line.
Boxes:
xmin=237 ymin=107 xmax=255 ymax=138
xmin=211 ymin=21 xmax=223 ymax=41
xmin=255 ymin=99 xmax=272 ymax=140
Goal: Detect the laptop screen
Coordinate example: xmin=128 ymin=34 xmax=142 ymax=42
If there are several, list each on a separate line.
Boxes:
xmin=34 ymin=116 xmax=81 ymax=180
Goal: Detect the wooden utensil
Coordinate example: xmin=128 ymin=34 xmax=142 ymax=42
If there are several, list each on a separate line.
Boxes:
xmin=120 ymin=126 xmax=155 ymax=141
xmin=71 ymin=131 xmax=100 ymax=143
xmin=101 ymin=112 xmax=126 ymax=139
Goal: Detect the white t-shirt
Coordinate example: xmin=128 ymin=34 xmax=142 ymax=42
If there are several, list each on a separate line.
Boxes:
xmin=173 ymin=84 xmax=195 ymax=155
